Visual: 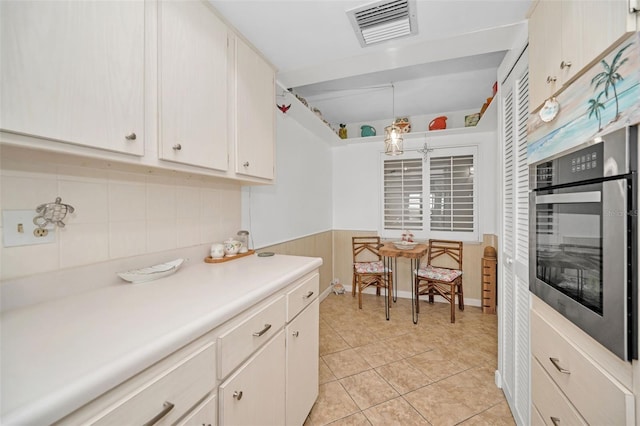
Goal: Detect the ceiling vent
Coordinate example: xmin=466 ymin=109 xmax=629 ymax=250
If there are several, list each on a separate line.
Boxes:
xmin=347 ymin=0 xmax=418 ymax=47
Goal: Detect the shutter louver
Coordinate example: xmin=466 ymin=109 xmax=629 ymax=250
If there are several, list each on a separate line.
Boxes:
xmin=383 ymin=158 xmax=423 ymax=230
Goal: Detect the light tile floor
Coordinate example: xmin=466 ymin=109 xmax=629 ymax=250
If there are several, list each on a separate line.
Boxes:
xmin=305 ymin=292 xmax=515 ymax=426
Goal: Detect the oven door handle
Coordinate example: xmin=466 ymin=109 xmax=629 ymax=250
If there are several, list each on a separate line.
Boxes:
xmin=535 ymin=191 xmax=601 ymax=204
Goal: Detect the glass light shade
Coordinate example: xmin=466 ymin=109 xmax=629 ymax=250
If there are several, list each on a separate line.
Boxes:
xmin=384 ymin=124 xmax=404 ymax=155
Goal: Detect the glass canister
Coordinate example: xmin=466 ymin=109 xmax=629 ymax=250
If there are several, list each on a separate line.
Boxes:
xmin=237 ymin=230 xmax=250 ymax=253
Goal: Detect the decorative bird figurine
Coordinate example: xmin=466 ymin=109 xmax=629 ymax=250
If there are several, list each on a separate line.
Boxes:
xmin=277 ymin=103 xmax=291 ymax=114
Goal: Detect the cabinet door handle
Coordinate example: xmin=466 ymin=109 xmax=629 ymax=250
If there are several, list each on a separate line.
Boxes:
xmin=546 ymin=76 xmax=557 ymax=83
xmin=142 ymin=401 xmax=174 ymax=426
xmin=303 ymin=291 xmax=314 ymax=299
xmin=125 ymin=132 xmax=137 ymax=141
xmin=560 ymin=61 xmax=572 ymax=69
xmin=292 ymin=331 xmax=299 ymax=337
xmin=172 ymin=144 xmax=182 ymax=151
xmin=243 ymin=161 xmax=250 ymax=167
xmin=233 ymin=390 xmax=243 ymax=400
xmin=252 ymin=323 xmax=271 ymax=337
xmin=550 ymin=416 xmax=560 ymax=426
xmin=549 ymin=357 xmax=570 ymax=374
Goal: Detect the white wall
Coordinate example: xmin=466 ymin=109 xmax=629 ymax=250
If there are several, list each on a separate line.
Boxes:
xmin=332 ymin=130 xmax=499 ymax=239
xmin=241 ymin=111 xmax=333 ymax=248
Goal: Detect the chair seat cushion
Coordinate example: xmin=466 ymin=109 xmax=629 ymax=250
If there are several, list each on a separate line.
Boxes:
xmin=354 ymin=261 xmax=388 ymax=273
xmin=417 ymin=265 xmax=462 ymax=282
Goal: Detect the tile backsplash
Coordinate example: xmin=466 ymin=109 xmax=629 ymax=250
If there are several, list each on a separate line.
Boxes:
xmin=0 ymin=149 xmax=241 ymax=280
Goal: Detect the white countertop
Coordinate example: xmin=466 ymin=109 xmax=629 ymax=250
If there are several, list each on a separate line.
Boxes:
xmin=0 ymin=253 xmax=322 ymax=425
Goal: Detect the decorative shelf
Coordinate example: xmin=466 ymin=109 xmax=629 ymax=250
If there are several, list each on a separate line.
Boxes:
xmin=277 ymin=81 xmax=497 ymax=148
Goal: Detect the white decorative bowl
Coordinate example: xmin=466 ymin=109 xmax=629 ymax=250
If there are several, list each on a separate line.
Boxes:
xmin=393 ymin=241 xmax=418 ymax=250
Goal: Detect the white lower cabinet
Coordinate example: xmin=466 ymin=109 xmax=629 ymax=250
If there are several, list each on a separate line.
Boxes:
xmin=54 ymin=269 xmax=320 ymax=426
xmin=530 ymin=305 xmax=635 ymax=425
xmin=286 ymin=298 xmax=319 ymax=426
xmin=219 ymin=331 xmax=286 ymax=425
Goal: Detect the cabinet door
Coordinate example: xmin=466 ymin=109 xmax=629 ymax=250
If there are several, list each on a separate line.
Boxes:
xmin=159 ymin=0 xmax=228 ymax=171
xmin=0 ymin=0 xmax=144 ymax=155
xmin=234 ymin=37 xmax=275 ymax=180
xmin=219 ymin=331 xmax=285 ymax=426
xmin=286 ymin=298 xmax=319 ymax=426
xmin=528 ymin=0 xmax=562 ymax=110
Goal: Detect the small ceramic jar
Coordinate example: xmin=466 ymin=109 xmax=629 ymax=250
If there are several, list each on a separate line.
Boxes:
xmin=223 ymin=239 xmax=242 ymax=256
xmin=210 ymin=243 xmax=225 ymax=259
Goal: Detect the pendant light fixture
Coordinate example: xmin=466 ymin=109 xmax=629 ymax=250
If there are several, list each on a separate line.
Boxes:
xmin=384 ymin=83 xmax=403 ymax=155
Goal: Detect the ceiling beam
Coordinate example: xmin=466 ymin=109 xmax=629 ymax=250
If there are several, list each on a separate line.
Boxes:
xmin=278 ymin=21 xmax=528 ymax=88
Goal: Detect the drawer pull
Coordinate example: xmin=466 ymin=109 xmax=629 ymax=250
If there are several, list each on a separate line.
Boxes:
xmin=142 ymin=401 xmax=174 ymax=426
xmin=549 ymin=357 xmax=570 ymax=374
xmin=550 ymin=416 xmax=561 ymax=426
xmin=303 ymin=291 xmax=314 ymax=299
xmin=546 ymin=76 xmax=557 ymax=83
xmin=252 ymin=323 xmax=272 ymax=337
xmin=292 ymin=331 xmax=299 ymax=337
xmin=125 ymin=132 xmax=137 ymax=141
xmin=233 ymin=390 xmax=243 ymax=400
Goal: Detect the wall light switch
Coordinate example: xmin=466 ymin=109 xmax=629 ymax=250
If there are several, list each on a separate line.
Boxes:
xmin=2 ymin=210 xmax=56 ymax=247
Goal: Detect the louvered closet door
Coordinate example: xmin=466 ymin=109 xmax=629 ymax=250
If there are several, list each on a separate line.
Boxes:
xmin=499 ymin=48 xmax=530 ymax=425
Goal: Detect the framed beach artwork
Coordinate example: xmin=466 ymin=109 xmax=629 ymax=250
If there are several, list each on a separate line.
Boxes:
xmin=528 ymin=32 xmax=640 ymax=164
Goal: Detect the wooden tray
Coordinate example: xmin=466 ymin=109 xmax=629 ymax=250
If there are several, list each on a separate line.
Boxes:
xmin=204 ymin=249 xmax=255 ymax=263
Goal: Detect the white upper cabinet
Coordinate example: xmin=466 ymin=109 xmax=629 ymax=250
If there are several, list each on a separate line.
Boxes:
xmin=158 ymin=0 xmax=229 ymax=171
xmin=529 ymin=0 xmax=638 ymax=111
xmin=0 ymin=0 xmax=145 ymax=155
xmin=234 ymin=36 xmax=276 ymax=181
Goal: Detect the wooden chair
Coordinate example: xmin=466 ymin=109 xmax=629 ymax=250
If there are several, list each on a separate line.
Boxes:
xmin=415 ymin=239 xmax=464 ymax=323
xmin=352 ymin=236 xmax=392 ymax=309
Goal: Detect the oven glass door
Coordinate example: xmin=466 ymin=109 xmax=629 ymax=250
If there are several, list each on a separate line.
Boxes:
xmin=535 ymin=182 xmax=603 ymax=314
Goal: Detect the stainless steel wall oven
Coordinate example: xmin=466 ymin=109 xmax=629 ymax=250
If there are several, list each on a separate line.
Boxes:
xmin=530 ymin=125 xmax=638 ymax=361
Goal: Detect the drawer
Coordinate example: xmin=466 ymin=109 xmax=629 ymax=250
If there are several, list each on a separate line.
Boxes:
xmin=531 ymin=309 xmax=634 ymax=425
xmin=286 ymin=272 xmax=319 ymax=322
xmin=176 ymin=392 xmax=216 ymax=426
xmin=89 ymin=343 xmax=216 ymax=426
xmin=217 ymin=295 xmax=285 ymax=379
xmin=532 ymin=357 xmax=586 ymax=426
xmin=531 ymin=404 xmax=546 ymax=426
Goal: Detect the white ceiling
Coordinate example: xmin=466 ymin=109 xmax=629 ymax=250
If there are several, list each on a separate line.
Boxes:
xmin=209 ymin=0 xmax=532 ymax=125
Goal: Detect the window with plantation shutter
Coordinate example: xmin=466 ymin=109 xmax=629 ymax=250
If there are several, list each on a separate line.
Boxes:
xmin=429 ymin=154 xmax=475 ymax=233
xmin=380 ymin=146 xmax=477 ymax=241
xmin=383 ymin=157 xmax=423 ymax=231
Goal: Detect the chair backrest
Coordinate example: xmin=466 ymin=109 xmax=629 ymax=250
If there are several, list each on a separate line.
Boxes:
xmin=427 ymin=239 xmax=463 ymax=270
xmin=352 ymin=236 xmax=382 ymax=263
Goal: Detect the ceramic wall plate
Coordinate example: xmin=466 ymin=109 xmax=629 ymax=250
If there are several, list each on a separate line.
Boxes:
xmin=539 ymin=98 xmax=560 ymax=123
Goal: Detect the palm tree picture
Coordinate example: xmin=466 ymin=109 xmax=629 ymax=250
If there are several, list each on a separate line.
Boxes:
xmin=587 ymin=92 xmax=606 ymax=131
xmin=590 ymin=42 xmax=633 ymax=123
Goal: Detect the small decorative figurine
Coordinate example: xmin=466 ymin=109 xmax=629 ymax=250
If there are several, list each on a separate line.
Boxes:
xmin=338 ymin=124 xmax=347 ymax=139
xmin=277 ymin=103 xmax=291 ymax=114
xmin=394 ymin=117 xmax=411 ymax=133
xmin=401 ymin=230 xmax=414 ymax=242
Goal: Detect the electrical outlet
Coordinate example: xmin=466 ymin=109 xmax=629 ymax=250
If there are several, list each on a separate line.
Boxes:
xmin=2 ymin=210 xmax=56 ymax=247
xmin=33 ymin=228 xmax=49 ymax=237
